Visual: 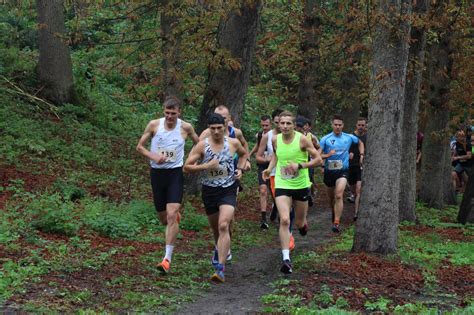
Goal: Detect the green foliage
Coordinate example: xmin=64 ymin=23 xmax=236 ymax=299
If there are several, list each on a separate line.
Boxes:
xmin=0 ymin=260 xmax=45 ymax=303
xmin=313 ymin=285 xmax=334 ymax=308
xmin=393 ymin=302 xmax=439 ymax=314
xmin=179 ymin=202 xmax=208 ymax=232
xmin=82 ymin=199 xmax=159 ymax=239
xmin=364 ymin=296 xmax=392 ymax=312
xmin=28 ymin=193 xmax=80 ymax=236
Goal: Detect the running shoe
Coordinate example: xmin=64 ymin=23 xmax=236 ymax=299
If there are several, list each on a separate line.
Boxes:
xmin=353 ymin=215 xmax=358 ymax=221
xmin=346 ymin=195 xmax=355 ymax=203
xmin=157 ymin=258 xmax=170 ymax=274
xmin=260 ymin=220 xmax=269 ymax=230
xmin=211 ymin=264 xmax=225 ymax=283
xmin=298 ymin=223 xmax=308 ymax=236
xmin=280 ymin=259 xmax=293 ymax=274
xmin=211 ymin=249 xmax=219 ymax=267
xmin=331 ymin=223 xmax=340 ymax=233
xmin=289 ymin=234 xmax=295 ymax=251
xmin=226 ymin=251 xmax=232 ymax=263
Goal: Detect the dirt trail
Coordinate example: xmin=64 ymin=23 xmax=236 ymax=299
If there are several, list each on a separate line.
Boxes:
xmin=177 ymin=197 xmax=350 ymax=314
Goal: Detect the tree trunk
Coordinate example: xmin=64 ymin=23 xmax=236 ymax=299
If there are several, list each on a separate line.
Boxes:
xmin=443 ymin=143 xmax=457 ymax=205
xmin=161 ymin=2 xmax=183 ymax=101
xmin=297 ymin=0 xmax=322 ymax=124
xmin=37 ymin=0 xmax=75 ymax=104
xmin=197 ymin=0 xmax=262 ymax=132
xmin=353 ymin=0 xmax=411 ymax=255
xmin=419 ymin=2 xmax=454 ymax=208
xmin=458 ymin=167 xmax=474 ymax=224
xmin=398 ymin=0 xmax=428 ymax=222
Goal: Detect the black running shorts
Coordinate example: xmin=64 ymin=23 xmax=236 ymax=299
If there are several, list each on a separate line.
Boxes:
xmin=348 ymin=167 xmax=362 ymax=185
xmin=323 ymin=170 xmax=349 ymax=187
xmin=275 ymin=187 xmax=310 ymax=202
xmin=257 ymin=163 xmax=269 ymax=186
xmin=201 ymin=182 xmax=238 ymax=216
xmin=150 ymin=167 xmax=184 ymax=212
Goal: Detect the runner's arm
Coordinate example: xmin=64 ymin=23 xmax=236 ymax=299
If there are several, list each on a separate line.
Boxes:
xmin=183 ymin=142 xmax=217 ymax=173
xmin=262 ymin=136 xmax=277 ymax=180
xmin=136 ymin=120 xmax=165 ymax=163
xmin=256 ymin=133 xmax=269 ymax=164
xmin=358 ymin=140 xmax=365 ymax=165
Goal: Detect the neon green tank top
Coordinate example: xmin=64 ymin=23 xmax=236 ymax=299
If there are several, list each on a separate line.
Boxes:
xmin=275 ymin=131 xmax=310 ymax=189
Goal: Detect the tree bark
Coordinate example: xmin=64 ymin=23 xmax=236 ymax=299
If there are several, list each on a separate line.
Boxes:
xmin=398 ymin=0 xmax=428 ymax=222
xmin=197 ymin=0 xmax=262 ymax=132
xmin=458 ymin=167 xmax=474 ymax=224
xmin=419 ymin=2 xmax=454 ymax=208
xmin=297 ymin=0 xmax=323 ymax=124
xmin=353 ymin=0 xmax=411 ymax=255
xmin=161 ymin=2 xmax=183 ymax=101
xmin=37 ymin=0 xmax=75 ymax=104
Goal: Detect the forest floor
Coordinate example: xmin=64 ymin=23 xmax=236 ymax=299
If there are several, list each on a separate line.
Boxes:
xmin=1 ymin=163 xmax=473 ymax=314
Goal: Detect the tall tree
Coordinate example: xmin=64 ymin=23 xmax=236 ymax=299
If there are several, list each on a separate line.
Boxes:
xmin=458 ymin=167 xmax=474 ymax=224
xmin=353 ymin=0 xmax=411 ymax=254
xmin=37 ymin=0 xmax=75 ymax=104
xmin=398 ymin=0 xmax=429 ymax=222
xmin=297 ymin=0 xmax=322 ymax=124
xmin=160 ymin=1 xmax=183 ymax=101
xmin=197 ymin=0 xmax=262 ymax=132
xmin=419 ymin=1 xmax=455 ymax=208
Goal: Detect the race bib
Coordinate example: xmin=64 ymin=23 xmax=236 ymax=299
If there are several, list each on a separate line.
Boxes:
xmin=207 ymin=167 xmax=229 ymax=180
xmin=327 ymin=160 xmax=343 ymax=170
xmin=280 ymin=166 xmax=298 ymax=180
xmin=158 ymin=147 xmax=177 ymax=163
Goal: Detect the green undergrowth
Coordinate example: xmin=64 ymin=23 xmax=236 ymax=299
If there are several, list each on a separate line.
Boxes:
xmin=261 ymin=203 xmax=473 ymax=314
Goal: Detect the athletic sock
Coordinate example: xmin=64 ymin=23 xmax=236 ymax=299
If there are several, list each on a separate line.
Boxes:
xmin=282 ymin=249 xmax=290 ymax=261
xmin=261 ymin=211 xmax=267 ymax=221
xmin=164 ymin=245 xmax=174 ymax=262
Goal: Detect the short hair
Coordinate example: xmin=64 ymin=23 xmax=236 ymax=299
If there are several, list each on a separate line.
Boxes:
xmin=215 ymin=105 xmax=229 ymax=113
xmin=207 ymin=113 xmax=225 ymax=125
xmin=260 ymin=115 xmax=271 ymax=121
xmin=163 ymin=96 xmax=181 ymax=109
xmin=279 ymin=110 xmax=295 ymax=120
xmin=272 ymin=108 xmax=283 ymax=120
xmin=295 ymin=116 xmax=306 ymax=127
xmin=357 ymin=117 xmax=367 ymax=123
xmin=332 ymin=114 xmax=343 ymax=122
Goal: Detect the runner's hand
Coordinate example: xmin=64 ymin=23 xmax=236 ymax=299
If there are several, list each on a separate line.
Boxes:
xmin=150 ymin=152 xmax=166 ymax=164
xmin=349 ymin=152 xmax=354 ymax=160
xmin=262 ymin=169 xmax=270 ymax=180
xmin=328 ymin=149 xmax=336 ymax=157
xmin=206 ymin=158 xmax=220 ymax=170
xmin=234 ymin=168 xmax=242 ymax=180
xmin=244 ymin=160 xmax=251 ymax=171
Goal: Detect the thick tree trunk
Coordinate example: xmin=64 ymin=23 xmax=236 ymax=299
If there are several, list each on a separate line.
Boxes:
xmin=353 ymin=0 xmax=411 ymax=255
xmin=458 ymin=167 xmax=474 ymax=224
xmin=398 ymin=0 xmax=428 ymax=222
xmin=161 ymin=2 xmax=183 ymax=101
xmin=37 ymin=0 xmax=75 ymax=104
xmin=443 ymin=143 xmax=457 ymax=205
xmin=297 ymin=0 xmax=322 ymax=124
xmin=197 ymin=0 xmax=262 ymax=132
xmin=419 ymin=3 xmax=454 ymax=208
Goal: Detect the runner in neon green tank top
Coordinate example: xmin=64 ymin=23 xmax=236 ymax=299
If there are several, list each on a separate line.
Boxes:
xmin=263 ymin=111 xmax=322 ymax=274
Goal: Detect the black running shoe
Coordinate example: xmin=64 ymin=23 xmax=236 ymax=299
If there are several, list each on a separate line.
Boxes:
xmin=353 ymin=215 xmax=358 ymax=221
xmin=331 ymin=223 xmax=340 ymax=233
xmin=260 ymin=220 xmax=269 ymax=230
xmin=280 ymin=259 xmax=293 ymax=274
xmin=298 ymin=223 xmax=308 ymax=236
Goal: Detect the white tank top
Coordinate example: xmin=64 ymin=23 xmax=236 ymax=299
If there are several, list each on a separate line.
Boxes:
xmin=266 ymin=130 xmax=276 ymax=176
xmin=150 ymin=118 xmax=185 ymax=169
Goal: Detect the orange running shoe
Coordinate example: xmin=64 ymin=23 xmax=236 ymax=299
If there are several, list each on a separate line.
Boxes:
xmin=289 ymin=234 xmax=295 ymax=251
xmin=157 ymin=258 xmax=170 ymax=274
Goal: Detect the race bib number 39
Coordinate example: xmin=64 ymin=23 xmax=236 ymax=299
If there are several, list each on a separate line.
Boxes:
xmin=327 ymin=160 xmax=343 ymax=170
xmin=207 ymin=167 xmax=228 ymax=180
xmin=158 ymin=147 xmax=177 ymax=163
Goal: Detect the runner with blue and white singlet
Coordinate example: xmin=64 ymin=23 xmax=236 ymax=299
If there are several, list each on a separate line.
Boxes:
xmin=320 ymin=114 xmax=364 ymax=233
xmin=136 ymin=97 xmax=199 ymax=274
xmin=184 ymin=113 xmax=247 ymax=283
